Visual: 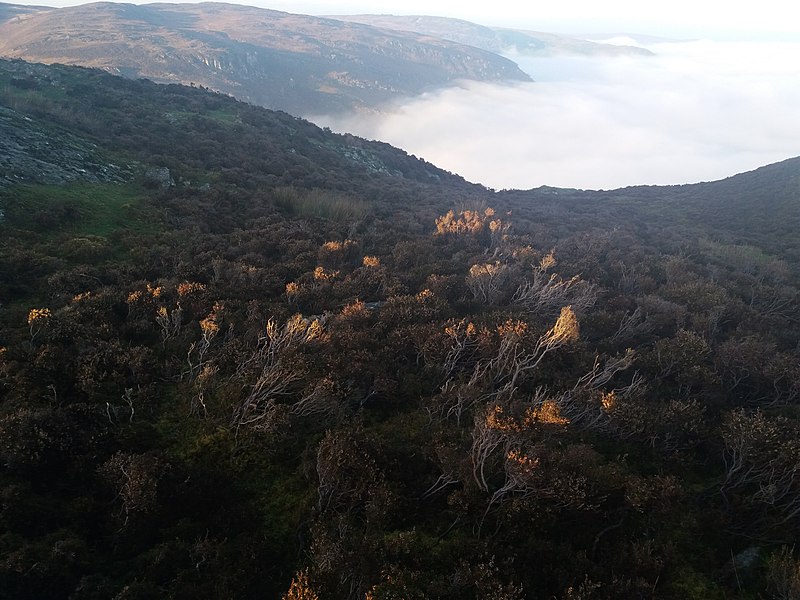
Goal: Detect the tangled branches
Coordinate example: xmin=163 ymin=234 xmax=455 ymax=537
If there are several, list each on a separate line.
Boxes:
xmin=230 ymin=314 xmax=325 ymax=432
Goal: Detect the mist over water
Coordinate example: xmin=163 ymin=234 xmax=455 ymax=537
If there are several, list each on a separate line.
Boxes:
xmin=312 ymin=40 xmax=800 ymax=190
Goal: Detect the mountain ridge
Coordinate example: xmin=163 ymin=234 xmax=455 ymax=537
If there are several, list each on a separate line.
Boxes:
xmin=3 ymin=56 xmax=798 ymax=199
xmin=0 ymin=1 xmax=531 ymax=115
xmin=0 ymin=2 xmax=49 ymax=22
xmin=0 ymin=57 xmax=479 ymax=190
xmin=327 ymin=14 xmax=653 ymax=57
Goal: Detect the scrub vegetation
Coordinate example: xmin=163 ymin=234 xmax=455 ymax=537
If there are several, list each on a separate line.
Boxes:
xmin=1 ymin=59 xmax=799 ymax=599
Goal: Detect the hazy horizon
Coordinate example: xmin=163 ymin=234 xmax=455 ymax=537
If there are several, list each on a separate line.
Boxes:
xmin=5 ymin=1 xmax=799 ymax=190
xmin=312 ymin=38 xmax=800 ymax=190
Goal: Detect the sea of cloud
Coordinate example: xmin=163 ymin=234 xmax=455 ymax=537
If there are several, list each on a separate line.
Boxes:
xmin=311 ymin=39 xmax=800 ymax=190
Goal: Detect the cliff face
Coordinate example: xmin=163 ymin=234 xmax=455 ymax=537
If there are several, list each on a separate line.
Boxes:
xmin=0 ymin=2 xmax=531 ymax=116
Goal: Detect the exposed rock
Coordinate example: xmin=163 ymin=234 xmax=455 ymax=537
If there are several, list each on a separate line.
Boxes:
xmin=0 ymin=103 xmax=129 ymax=188
xmin=144 ymin=166 xmax=174 ymax=190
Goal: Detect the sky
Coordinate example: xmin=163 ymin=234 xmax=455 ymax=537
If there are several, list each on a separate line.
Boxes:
xmin=28 ymin=0 xmax=800 ymax=189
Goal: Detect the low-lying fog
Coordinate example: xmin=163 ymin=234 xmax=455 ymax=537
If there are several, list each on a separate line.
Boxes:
xmin=312 ymin=39 xmax=800 ymax=190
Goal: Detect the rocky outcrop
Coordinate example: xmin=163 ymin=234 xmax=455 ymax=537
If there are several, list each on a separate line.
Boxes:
xmin=0 ymin=104 xmax=128 ymax=188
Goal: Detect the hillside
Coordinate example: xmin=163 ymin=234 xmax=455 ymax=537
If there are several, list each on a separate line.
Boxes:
xmin=0 ymin=59 xmax=467 ymax=188
xmin=0 ymin=98 xmax=130 ymax=188
xmin=1 ymin=59 xmax=800 ymax=600
xmin=499 ymin=157 xmax=800 ymax=259
xmin=0 ymin=2 xmax=47 ymax=21
xmin=0 ymin=2 xmax=530 ymax=115
xmin=328 ymin=14 xmax=653 ymax=57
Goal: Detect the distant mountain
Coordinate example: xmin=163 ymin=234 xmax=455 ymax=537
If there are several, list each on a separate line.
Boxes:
xmin=0 ymin=2 xmax=531 ymax=116
xmin=582 ymin=33 xmax=685 ymax=46
xmin=329 ymin=14 xmax=653 ymax=57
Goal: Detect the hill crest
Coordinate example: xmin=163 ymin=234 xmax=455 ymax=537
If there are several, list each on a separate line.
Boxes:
xmin=0 ymin=1 xmax=531 ymax=115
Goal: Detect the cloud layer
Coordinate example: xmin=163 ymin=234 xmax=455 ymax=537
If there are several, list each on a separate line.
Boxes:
xmin=313 ymin=40 xmax=800 ymax=190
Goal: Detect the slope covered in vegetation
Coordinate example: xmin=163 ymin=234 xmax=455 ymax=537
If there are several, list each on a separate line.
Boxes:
xmin=0 ymin=1 xmax=530 ymax=116
xmin=1 ymin=58 xmax=799 ymax=600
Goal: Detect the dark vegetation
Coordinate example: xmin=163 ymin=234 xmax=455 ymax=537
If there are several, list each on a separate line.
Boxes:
xmin=1 ymin=58 xmax=800 ymax=599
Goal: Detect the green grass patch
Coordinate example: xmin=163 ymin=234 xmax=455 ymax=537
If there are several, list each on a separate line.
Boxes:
xmin=203 ymin=108 xmax=241 ymax=125
xmin=164 ymin=108 xmax=241 ymax=126
xmin=0 ymin=70 xmax=68 ymax=112
xmin=1 ymin=181 xmax=156 ymax=239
